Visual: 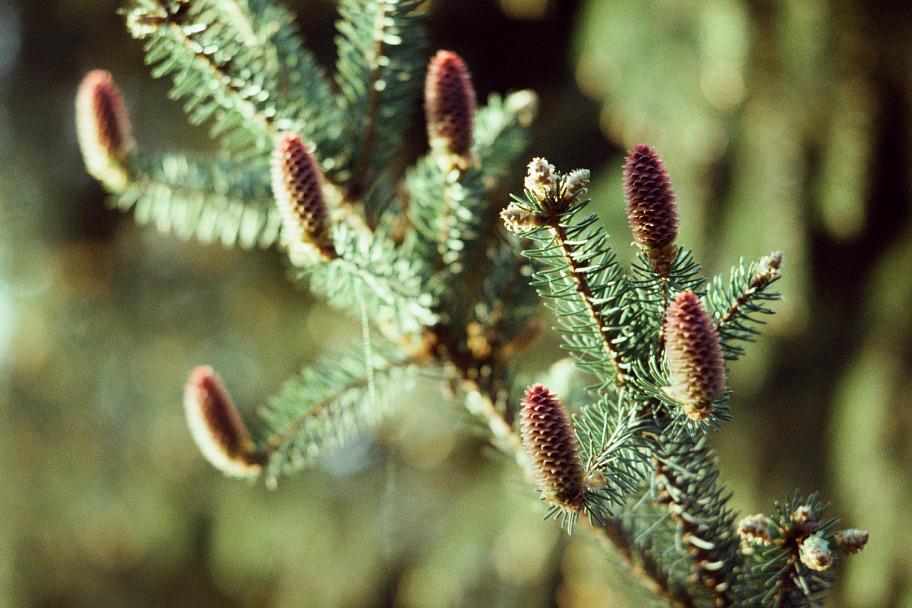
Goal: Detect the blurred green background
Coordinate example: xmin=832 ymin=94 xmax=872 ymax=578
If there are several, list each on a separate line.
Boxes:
xmin=1 ymin=0 xmax=911 ymax=606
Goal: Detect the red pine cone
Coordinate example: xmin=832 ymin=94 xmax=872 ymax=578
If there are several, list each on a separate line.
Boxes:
xmin=76 ymin=70 xmax=132 ymax=189
xmin=520 ymin=384 xmax=585 ymax=512
xmin=424 ymin=50 xmax=477 ymax=156
xmin=624 ymin=145 xmax=679 ymax=262
xmin=184 ymin=366 xmax=261 ymax=477
xmin=664 ymin=291 xmax=726 ymax=420
xmin=271 ymin=132 xmax=336 ymax=260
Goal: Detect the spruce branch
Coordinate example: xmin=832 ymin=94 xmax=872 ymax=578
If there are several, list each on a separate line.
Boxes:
xmin=79 ymin=3 xmax=871 ymax=605
xmin=706 ymin=252 xmax=783 ymax=361
xmin=503 ymin=160 xmax=629 ymax=389
xmin=335 ymin=0 xmax=426 ymax=194
xmin=115 ymin=151 xmax=283 ymax=248
xmin=123 ymin=0 xmax=341 ymax=168
xmin=735 ymin=492 xmax=852 ymax=607
xmin=260 ymin=347 xmax=418 ymax=485
xmin=306 ymin=222 xmax=437 ymax=335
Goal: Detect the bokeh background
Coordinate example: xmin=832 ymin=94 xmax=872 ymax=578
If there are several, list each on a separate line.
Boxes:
xmin=1 ymin=0 xmax=911 ymax=606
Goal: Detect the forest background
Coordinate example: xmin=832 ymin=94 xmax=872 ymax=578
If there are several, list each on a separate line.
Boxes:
xmin=0 ymin=0 xmax=910 ymax=606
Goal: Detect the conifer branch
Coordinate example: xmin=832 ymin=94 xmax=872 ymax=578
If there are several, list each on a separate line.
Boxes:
xmin=124 ymin=0 xmax=341 ymax=167
xmin=335 ymin=0 xmax=426 ymax=194
xmin=116 ymin=151 xmax=282 ymax=248
xmin=80 ymin=5 xmax=869 ymax=605
xmin=260 ymin=349 xmax=418 ymax=484
xmin=547 ymin=219 xmax=629 ymax=384
xmin=707 ymin=252 xmax=783 ymax=361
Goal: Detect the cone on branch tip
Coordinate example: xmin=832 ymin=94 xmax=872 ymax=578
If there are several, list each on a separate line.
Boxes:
xmin=624 ymin=144 xmax=679 ymax=275
xmin=834 ymin=529 xmax=869 ymax=555
xmin=184 ymin=366 xmax=262 ymax=478
xmin=76 ymin=70 xmax=133 ymax=191
xmin=425 ymin=50 xmax=476 ymax=165
xmin=799 ymin=533 xmax=835 ymax=571
xmin=664 ymin=291 xmax=726 ymax=420
xmin=520 ymin=384 xmax=585 ymax=514
xmin=271 ymin=132 xmax=336 ymax=261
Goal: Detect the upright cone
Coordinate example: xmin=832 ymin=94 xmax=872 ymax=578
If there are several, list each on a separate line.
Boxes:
xmin=624 ymin=145 xmax=679 ymax=275
xmin=424 ymin=50 xmax=476 ymax=159
xmin=76 ymin=70 xmax=133 ymax=191
xmin=520 ymin=384 xmax=585 ymax=512
xmin=271 ymin=132 xmax=336 ymax=261
xmin=663 ymin=291 xmax=726 ymax=420
xmin=184 ymin=366 xmax=261 ymax=478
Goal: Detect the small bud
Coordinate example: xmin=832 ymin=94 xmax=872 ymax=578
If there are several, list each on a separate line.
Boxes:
xmin=834 ymin=529 xmax=869 ymax=555
xmin=520 ymin=384 xmax=585 ymax=513
xmin=271 ymin=132 xmax=336 ymax=261
xmin=753 ymin=251 xmax=783 ymax=284
xmin=500 ymin=201 xmax=543 ymax=233
xmin=562 ymin=169 xmax=590 ymax=203
xmin=799 ymin=533 xmax=835 ymax=571
xmin=738 ymin=514 xmax=773 ymax=546
xmin=524 ymin=157 xmax=558 ymax=203
xmin=425 ymin=50 xmax=477 ymax=157
xmin=184 ymin=366 xmax=261 ymax=478
xmin=624 ymin=145 xmax=679 ymax=275
xmin=583 ymin=469 xmax=607 ymax=491
xmin=76 ymin=70 xmax=133 ymax=191
xmin=664 ymin=291 xmax=726 ymax=420
xmin=792 ymin=505 xmax=818 ymax=533
xmin=505 ymin=89 xmax=538 ymax=127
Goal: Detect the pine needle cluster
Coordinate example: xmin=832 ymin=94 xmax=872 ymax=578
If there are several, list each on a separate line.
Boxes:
xmin=77 ymin=1 xmax=867 ymax=606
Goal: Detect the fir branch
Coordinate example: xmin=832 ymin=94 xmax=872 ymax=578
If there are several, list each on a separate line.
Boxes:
xmin=115 ymin=151 xmax=282 ymax=248
xmin=335 ymin=0 xmax=426 ymax=193
xmin=260 ymin=347 xmax=417 ymax=485
xmin=650 ymin=435 xmax=741 ymax=607
xmin=706 ymin=253 xmax=783 ymax=362
xmin=123 ymin=0 xmax=342 ymax=168
xmin=473 ymin=90 xmax=538 ymax=180
xmin=305 ymin=222 xmax=437 ymax=335
xmin=522 ymin=206 xmax=629 ymax=387
xmin=736 ymin=493 xmax=839 ymax=607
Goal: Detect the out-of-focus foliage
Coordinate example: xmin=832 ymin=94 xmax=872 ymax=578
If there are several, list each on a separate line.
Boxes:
xmin=1 ymin=0 xmax=909 ymax=606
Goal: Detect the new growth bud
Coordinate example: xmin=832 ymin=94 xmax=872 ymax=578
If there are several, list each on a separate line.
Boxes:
xmin=799 ymin=533 xmax=835 ymax=572
xmin=184 ymin=366 xmax=261 ymax=478
xmin=524 ymin=157 xmax=558 ymax=203
xmin=834 ymin=529 xmax=869 ymax=555
xmin=76 ymin=70 xmax=133 ymax=191
xmin=562 ymin=168 xmax=591 ymax=203
xmin=753 ymin=251 xmax=784 ymax=285
xmin=425 ymin=50 xmax=477 ymax=159
xmin=624 ymin=145 xmax=679 ymax=275
xmin=520 ymin=384 xmax=585 ymax=513
xmin=500 ymin=201 xmax=543 ymax=233
xmin=664 ymin=291 xmax=726 ymax=420
xmin=737 ymin=514 xmax=773 ymax=546
xmin=271 ymin=132 xmax=336 ymax=261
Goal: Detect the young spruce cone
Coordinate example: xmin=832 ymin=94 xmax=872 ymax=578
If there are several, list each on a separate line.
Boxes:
xmin=184 ymin=366 xmax=261 ymax=478
xmin=664 ymin=291 xmax=726 ymax=420
xmin=271 ymin=132 xmax=336 ymax=261
xmin=624 ymin=144 xmax=679 ymax=275
xmin=76 ymin=70 xmax=133 ymax=191
xmin=520 ymin=384 xmax=585 ymax=513
xmin=424 ymin=50 xmax=477 ymax=159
